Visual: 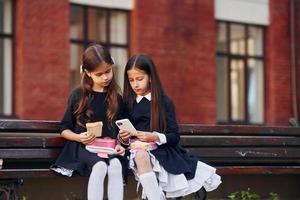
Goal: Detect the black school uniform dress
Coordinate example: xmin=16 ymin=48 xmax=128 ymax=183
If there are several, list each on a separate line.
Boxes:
xmin=51 ymin=88 xmax=127 ymax=182
xmin=127 ymin=94 xmax=221 ymax=198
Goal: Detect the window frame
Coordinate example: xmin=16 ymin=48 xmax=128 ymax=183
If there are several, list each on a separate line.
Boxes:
xmin=70 ymin=3 xmax=130 ymax=51
xmin=0 ymin=0 xmax=15 ymax=118
xmin=69 ymin=3 xmax=130 ymax=90
xmin=216 ymin=20 xmax=265 ymax=125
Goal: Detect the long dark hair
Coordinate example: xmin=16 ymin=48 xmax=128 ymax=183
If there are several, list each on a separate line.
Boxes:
xmin=75 ymin=44 xmax=120 ymax=128
xmin=123 ymin=54 xmax=167 ymax=132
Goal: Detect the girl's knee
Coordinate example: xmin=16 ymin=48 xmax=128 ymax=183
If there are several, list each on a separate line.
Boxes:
xmin=108 ymin=158 xmax=122 ymax=176
xmin=109 ymin=159 xmax=122 ymax=170
xmin=92 ymin=161 xmax=107 ymax=173
xmin=134 ymin=150 xmax=150 ymax=164
xmin=90 ymin=161 xmax=108 ymax=180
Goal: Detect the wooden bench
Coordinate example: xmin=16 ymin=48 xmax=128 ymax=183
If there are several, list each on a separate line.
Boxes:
xmin=0 ymin=120 xmax=64 ymax=199
xmin=0 ymin=121 xmax=63 ymax=175
xmin=179 ymin=125 xmax=300 ymax=175
xmin=1 ymin=120 xmax=300 ymax=199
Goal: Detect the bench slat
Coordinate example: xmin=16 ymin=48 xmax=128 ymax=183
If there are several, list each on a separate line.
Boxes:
xmin=1 ymin=166 xmax=300 ymax=180
xmin=180 ymin=135 xmax=300 ymax=146
xmin=0 ymin=137 xmax=65 ymax=148
xmin=186 ymin=147 xmax=300 ymax=158
xmin=0 ymin=169 xmax=61 ymax=179
xmin=0 ymin=149 xmax=61 ymax=159
xmin=0 ymin=120 xmax=59 ymax=132
xmin=217 ymin=166 xmax=300 ymax=174
xmin=180 ymin=125 xmax=300 ymax=136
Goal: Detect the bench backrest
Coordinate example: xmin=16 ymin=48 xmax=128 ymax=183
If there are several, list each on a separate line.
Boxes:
xmin=1 ymin=120 xmax=300 ymax=169
xmin=180 ymin=125 xmax=300 ymax=166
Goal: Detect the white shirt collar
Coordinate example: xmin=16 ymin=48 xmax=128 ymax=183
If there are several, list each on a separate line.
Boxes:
xmin=136 ymin=93 xmax=151 ymax=103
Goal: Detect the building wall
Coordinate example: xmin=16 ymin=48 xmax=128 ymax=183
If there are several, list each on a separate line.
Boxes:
xmin=14 ymin=0 xmax=70 ymax=120
xmin=265 ymin=0 xmax=292 ymax=125
xmin=131 ymin=0 xmax=216 ymax=123
xmin=11 ymin=0 xmax=298 ymax=125
xmin=295 ymin=0 xmax=300 ymax=122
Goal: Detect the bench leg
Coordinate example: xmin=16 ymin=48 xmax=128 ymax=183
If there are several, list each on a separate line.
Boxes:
xmin=0 ymin=179 xmax=23 ymax=200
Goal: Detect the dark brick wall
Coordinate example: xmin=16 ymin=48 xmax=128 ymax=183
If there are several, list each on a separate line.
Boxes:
xmin=131 ymin=0 xmax=216 ymax=123
xmin=11 ymin=0 xmax=297 ymax=125
xmin=295 ymin=0 xmax=300 ymax=123
xmin=14 ymin=0 xmax=70 ymax=120
xmin=265 ymin=0 xmax=293 ymax=125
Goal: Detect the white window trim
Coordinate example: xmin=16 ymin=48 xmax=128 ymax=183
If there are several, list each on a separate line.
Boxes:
xmin=70 ymin=0 xmax=134 ymax=10
xmin=2 ymin=0 xmax=13 ymax=115
xmin=215 ymin=0 xmax=269 ymax=25
xmin=3 ymin=40 xmax=12 ymax=115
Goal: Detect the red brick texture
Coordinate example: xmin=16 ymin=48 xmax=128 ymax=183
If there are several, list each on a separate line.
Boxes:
xmin=12 ymin=0 xmax=297 ymax=126
xmin=131 ymin=0 xmax=216 ymax=123
xmin=265 ymin=0 xmax=293 ymax=125
xmin=14 ymin=0 xmax=70 ymax=120
xmin=295 ymin=0 xmax=300 ymax=122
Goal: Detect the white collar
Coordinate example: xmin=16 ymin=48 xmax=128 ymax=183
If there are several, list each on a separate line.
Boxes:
xmin=136 ymin=93 xmax=151 ymax=103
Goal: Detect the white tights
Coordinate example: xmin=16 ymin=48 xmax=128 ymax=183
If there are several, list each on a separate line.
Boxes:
xmin=139 ymin=171 xmax=165 ymax=200
xmin=134 ymin=150 xmax=165 ymax=200
xmin=87 ymin=158 xmax=123 ymax=200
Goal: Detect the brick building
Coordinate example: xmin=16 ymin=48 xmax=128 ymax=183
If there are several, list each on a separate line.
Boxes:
xmin=1 ymin=1 xmax=300 ymax=199
xmin=1 ymin=0 xmax=299 ymax=126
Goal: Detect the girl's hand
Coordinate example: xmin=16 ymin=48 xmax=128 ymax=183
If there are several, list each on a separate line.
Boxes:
xmin=136 ymin=131 xmax=159 ymax=143
xmin=79 ymin=131 xmax=96 ymax=145
xmin=118 ymin=130 xmax=131 ymax=142
xmin=115 ymin=144 xmax=125 ymax=156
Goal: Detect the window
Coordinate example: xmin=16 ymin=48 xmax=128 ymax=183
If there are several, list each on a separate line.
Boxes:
xmin=0 ymin=0 xmax=13 ymax=116
xmin=70 ymin=4 xmax=129 ymax=90
xmin=216 ymin=21 xmax=264 ymax=124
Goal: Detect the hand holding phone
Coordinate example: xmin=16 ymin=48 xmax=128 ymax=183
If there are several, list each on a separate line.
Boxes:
xmin=115 ymin=119 xmax=137 ymax=136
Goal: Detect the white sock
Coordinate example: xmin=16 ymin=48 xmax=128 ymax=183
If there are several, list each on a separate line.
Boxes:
xmin=107 ymin=158 xmax=124 ymax=200
xmin=139 ymin=171 xmax=165 ymax=200
xmin=88 ymin=161 xmax=107 ymax=200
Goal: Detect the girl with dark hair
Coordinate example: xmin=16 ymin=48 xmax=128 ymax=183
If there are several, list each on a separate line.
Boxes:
xmin=51 ymin=44 xmax=126 ymax=200
xmin=119 ymin=54 xmax=221 ymax=200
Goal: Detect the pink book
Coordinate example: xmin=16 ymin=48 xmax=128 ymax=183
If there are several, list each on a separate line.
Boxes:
xmin=86 ymin=137 xmax=117 ymax=158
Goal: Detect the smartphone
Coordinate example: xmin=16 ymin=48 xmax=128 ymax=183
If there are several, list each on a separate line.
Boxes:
xmin=115 ymin=119 xmax=137 ymax=135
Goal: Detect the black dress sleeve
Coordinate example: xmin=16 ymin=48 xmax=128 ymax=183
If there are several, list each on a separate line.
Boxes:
xmin=115 ymin=95 xmax=130 ymax=147
xmin=116 ymin=96 xmax=127 ymax=120
xmin=111 ymin=95 xmax=126 ymax=135
xmin=163 ymin=96 xmax=180 ymax=146
xmin=60 ymin=88 xmax=81 ymax=133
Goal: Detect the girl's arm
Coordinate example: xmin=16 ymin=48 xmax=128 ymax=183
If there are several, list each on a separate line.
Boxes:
xmin=116 ymin=97 xmax=131 ymax=147
xmin=61 ymin=129 xmax=95 ymax=145
xmin=60 ymin=89 xmax=95 ymax=145
xmin=118 ymin=130 xmax=131 ymax=146
xmin=135 ymin=97 xmax=180 ymax=146
xmin=60 ymin=89 xmax=79 ymax=133
xmin=114 ymin=143 xmax=125 ymax=155
xmin=160 ymin=97 xmax=180 ymax=146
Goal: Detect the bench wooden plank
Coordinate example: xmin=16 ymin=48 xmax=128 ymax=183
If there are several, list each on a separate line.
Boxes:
xmin=216 ymin=166 xmax=300 ymax=174
xmin=0 ymin=169 xmax=61 ymax=179
xmin=180 ymin=124 xmax=300 ymax=136
xmin=2 ymin=166 xmax=300 ymax=180
xmin=2 ymin=120 xmax=300 ymax=135
xmin=1 ymin=134 xmax=299 ymax=148
xmin=180 ymin=135 xmax=300 ymax=146
xmin=0 ymin=137 xmax=65 ymax=148
xmin=186 ymin=147 xmax=300 ymax=158
xmin=0 ymin=149 xmax=61 ymax=159
xmin=0 ymin=120 xmax=59 ymax=132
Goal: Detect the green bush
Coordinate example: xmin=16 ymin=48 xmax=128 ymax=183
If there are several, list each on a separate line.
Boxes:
xmin=228 ymin=188 xmax=279 ymax=200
